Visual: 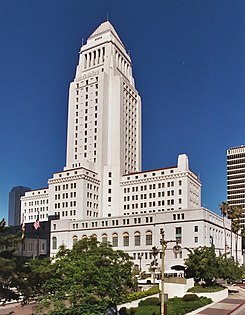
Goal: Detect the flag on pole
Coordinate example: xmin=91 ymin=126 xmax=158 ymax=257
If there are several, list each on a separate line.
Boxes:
xmin=34 ymin=214 xmax=40 ymax=230
xmin=21 ymin=222 xmax=25 ymax=239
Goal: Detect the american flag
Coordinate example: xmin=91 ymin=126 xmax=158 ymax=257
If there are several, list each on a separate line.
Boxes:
xmin=21 ymin=222 xmax=25 ymax=239
xmin=21 ymin=214 xmax=25 ymax=239
xmin=34 ymin=216 xmax=40 ymax=230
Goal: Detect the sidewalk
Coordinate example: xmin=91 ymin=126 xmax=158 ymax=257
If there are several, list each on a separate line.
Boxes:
xmin=194 ymin=286 xmax=245 ymax=315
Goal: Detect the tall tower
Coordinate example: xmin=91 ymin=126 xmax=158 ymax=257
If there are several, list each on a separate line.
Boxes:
xmin=227 ymin=145 xmax=245 ymax=228
xmin=65 ymin=21 xmax=142 ymax=216
xmin=65 ymin=21 xmax=141 ymax=173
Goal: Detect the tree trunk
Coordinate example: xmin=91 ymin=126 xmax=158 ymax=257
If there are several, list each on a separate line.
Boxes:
xmin=223 ymin=216 xmax=227 ymax=257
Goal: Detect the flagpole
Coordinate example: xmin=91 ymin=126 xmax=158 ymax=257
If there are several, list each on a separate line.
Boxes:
xmin=37 ymin=226 xmax=40 ymax=258
xmin=34 ymin=211 xmax=40 ymax=258
xmin=21 ymin=214 xmax=25 ymax=262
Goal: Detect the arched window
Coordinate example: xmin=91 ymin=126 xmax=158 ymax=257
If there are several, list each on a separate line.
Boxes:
xmin=112 ymin=233 xmax=118 ymax=247
xmin=82 ymin=235 xmax=87 ymax=239
xmin=146 ymin=230 xmax=152 ymax=246
xmin=73 ymin=235 xmax=78 ymax=245
xmin=123 ymin=232 xmax=129 ymax=246
xmin=102 ymin=234 xmax=108 ymax=243
xmin=91 ymin=234 xmax=97 ymax=239
xmin=134 ymin=231 xmax=141 ymax=246
xmin=52 ymin=237 xmax=57 ymax=250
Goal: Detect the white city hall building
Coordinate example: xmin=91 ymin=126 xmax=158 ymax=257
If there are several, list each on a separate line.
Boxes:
xmin=21 ymin=21 xmax=242 ymax=270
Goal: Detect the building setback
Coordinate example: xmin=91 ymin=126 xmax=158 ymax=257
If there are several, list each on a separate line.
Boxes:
xmin=21 ymin=21 xmax=242 ymax=269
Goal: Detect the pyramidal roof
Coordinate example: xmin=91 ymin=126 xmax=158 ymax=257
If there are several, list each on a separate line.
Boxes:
xmin=90 ymin=21 xmax=124 ymax=46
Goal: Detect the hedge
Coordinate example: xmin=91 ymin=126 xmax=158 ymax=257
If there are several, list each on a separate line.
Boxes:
xmin=120 ymin=286 xmax=160 ymax=303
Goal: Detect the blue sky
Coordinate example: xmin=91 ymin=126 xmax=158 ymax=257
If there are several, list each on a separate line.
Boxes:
xmin=0 ymin=0 xmax=244 ymax=221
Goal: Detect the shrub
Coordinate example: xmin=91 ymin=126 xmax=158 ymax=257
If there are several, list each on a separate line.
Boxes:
xmin=138 ymin=297 xmax=160 ymax=306
xmin=121 ymin=285 xmax=160 ymax=303
xmin=183 ymin=293 xmax=199 ymax=301
xmin=119 ymin=307 xmax=128 ymax=315
xmin=134 ymin=305 xmax=160 ymax=315
xmin=128 ymin=307 xmax=137 ymax=314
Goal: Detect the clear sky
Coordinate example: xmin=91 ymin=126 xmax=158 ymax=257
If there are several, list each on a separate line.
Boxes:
xmin=0 ymin=0 xmax=244 ymax=222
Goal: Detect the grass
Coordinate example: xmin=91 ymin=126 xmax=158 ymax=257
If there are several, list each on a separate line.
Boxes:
xmin=188 ymin=284 xmax=225 ymax=293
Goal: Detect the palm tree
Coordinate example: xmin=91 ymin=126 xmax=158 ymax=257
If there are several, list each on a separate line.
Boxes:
xmin=228 ymin=205 xmax=243 ymax=262
xmin=241 ymin=228 xmax=245 ymax=257
xmin=219 ymin=202 xmax=228 ymax=257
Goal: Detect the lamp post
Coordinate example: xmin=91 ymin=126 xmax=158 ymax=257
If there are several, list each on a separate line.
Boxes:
xmin=139 ymin=253 xmax=143 ymax=274
xmin=160 ymin=229 xmax=182 ymax=315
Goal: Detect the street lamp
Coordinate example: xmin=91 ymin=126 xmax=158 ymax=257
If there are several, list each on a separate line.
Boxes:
xmin=139 ymin=253 xmax=143 ymax=274
xmin=160 ymin=228 xmax=182 ymax=315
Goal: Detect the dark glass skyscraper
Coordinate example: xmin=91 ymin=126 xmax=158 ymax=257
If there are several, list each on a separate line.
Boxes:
xmin=8 ymin=186 xmax=31 ymax=226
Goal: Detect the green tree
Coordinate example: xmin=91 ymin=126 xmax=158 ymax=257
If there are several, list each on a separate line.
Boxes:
xmin=0 ymin=218 xmax=28 ymax=303
xmin=185 ymin=245 xmax=244 ymax=286
xmin=184 ymin=246 xmax=218 ymax=285
xmin=217 ymin=255 xmax=244 ymax=283
xmin=35 ymin=237 xmax=134 ymax=315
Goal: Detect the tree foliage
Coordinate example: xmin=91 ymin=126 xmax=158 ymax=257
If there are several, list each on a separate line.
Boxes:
xmin=185 ymin=246 xmax=218 ymax=285
xmin=216 ymin=255 xmax=244 ymax=283
xmin=33 ymin=237 xmax=134 ymax=314
xmin=184 ymin=245 xmax=244 ymax=285
xmin=0 ymin=218 xmax=27 ymax=303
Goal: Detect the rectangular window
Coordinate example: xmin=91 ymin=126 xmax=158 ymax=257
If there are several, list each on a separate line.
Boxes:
xmin=176 ymin=227 xmax=182 ymax=243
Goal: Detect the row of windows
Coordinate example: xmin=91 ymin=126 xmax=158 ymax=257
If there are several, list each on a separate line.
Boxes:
xmin=55 ymin=183 xmax=77 ymax=191
xmin=227 ymin=179 xmax=245 ymax=185
xmin=55 ymin=192 xmax=77 ymax=200
xmin=123 ymin=181 xmax=182 ymax=193
xmin=52 ymin=230 xmax=153 ymax=250
xmin=27 ymin=214 xmax=48 ymax=221
xmin=124 ymin=190 xmax=182 ymax=201
xmin=70 ymin=216 xmax=154 ymax=230
xmin=54 ymin=201 xmax=76 ymax=208
xmin=25 ymin=207 xmax=48 ymax=214
xmin=26 ymin=199 xmax=48 ymax=206
xmin=123 ymin=82 xmax=137 ymax=98
xmin=84 ymin=48 xmax=105 ymax=69
xmin=86 ymin=211 xmax=98 ymax=217
xmin=228 ymin=195 xmax=245 ymax=200
xmin=116 ymin=50 xmax=131 ymax=77
xmin=123 ymin=199 xmax=182 ymax=210
xmin=228 ymin=184 xmax=245 ymax=191
xmin=228 ymin=174 xmax=245 ymax=181
xmin=86 ymin=201 xmax=98 ymax=209
xmin=87 ymin=192 xmax=99 ymax=200
xmin=52 ymin=231 xmax=200 ymax=252
xmin=87 ymin=184 xmax=99 ymax=191
xmin=22 ymin=241 xmax=45 ymax=252
xmin=227 ymin=168 xmax=245 ymax=175
xmin=61 ymin=210 xmax=76 ymax=217
xmin=227 ymin=158 xmax=245 ymax=165
xmin=227 ymin=163 xmax=245 ymax=171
